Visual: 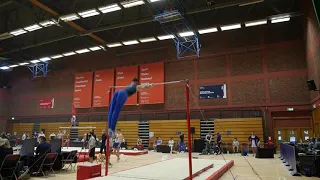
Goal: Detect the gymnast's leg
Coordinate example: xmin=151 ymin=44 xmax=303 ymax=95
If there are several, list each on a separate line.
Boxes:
xmin=108 ymin=90 xmax=128 ymax=136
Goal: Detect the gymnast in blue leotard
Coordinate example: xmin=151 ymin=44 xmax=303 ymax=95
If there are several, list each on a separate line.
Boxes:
xmin=108 ymin=78 xmax=153 ymax=136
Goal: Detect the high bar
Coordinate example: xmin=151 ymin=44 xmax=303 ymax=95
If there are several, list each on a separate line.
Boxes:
xmin=110 ymin=79 xmax=187 ymax=88
xmin=59 ymin=126 xmax=96 ymax=129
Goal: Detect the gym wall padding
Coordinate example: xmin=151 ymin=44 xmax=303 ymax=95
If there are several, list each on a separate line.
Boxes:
xmin=40 ymin=122 xmax=71 ymax=137
xmin=149 ymin=119 xmax=201 ymax=144
xmin=214 ymin=118 xmax=264 ymax=145
xmin=13 ymin=123 xmax=33 ymax=136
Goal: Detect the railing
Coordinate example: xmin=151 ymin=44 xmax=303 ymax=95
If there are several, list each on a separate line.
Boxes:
xmin=279 ymin=143 xmax=299 ymax=176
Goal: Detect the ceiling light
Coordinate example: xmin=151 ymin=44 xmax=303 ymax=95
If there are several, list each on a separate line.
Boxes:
xmin=62 ymin=51 xmax=76 ymax=56
xmin=122 ymin=40 xmax=139 ymax=45
xmin=89 ymin=46 xmax=102 ymax=51
xmin=19 ymin=62 xmax=29 ymax=65
xmin=221 ymin=23 xmax=241 ymax=31
xmin=39 ymin=57 xmax=51 ymax=62
xmin=9 ymin=29 xmax=27 ymax=36
xmin=78 ymin=9 xmax=100 ymax=18
xmin=30 ymin=60 xmax=40 ymax=63
xmin=0 ymin=66 xmax=9 ymax=70
xmin=24 ymin=24 xmax=42 ymax=32
xmin=98 ymin=4 xmax=121 ymax=13
xmin=149 ymin=0 xmax=162 ymax=2
xmin=59 ymin=14 xmax=80 ymax=21
xmin=51 ymin=54 xmax=63 ymax=59
xmin=245 ymin=19 xmax=267 ymax=27
xmin=9 ymin=65 xmax=19 ymax=68
xmin=139 ymin=37 xmax=157 ymax=43
xmin=107 ymin=42 xmax=122 ymax=48
xmin=157 ymin=35 xmax=175 ymax=40
xmin=39 ymin=20 xmax=57 ymax=27
xmin=198 ymin=27 xmax=218 ymax=34
xmin=121 ymin=0 xmax=145 ymax=8
xmin=271 ymin=16 xmax=290 ymax=24
xmin=179 ymin=31 xmax=195 ymax=37
xmin=75 ymin=48 xmax=90 ymax=54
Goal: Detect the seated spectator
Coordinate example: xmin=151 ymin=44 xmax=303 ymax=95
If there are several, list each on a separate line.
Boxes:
xmin=156 ymin=137 xmax=162 ymax=146
xmin=232 ymin=138 xmax=240 ymax=153
xmin=313 ymin=138 xmax=320 ymax=149
xmin=36 ymin=136 xmax=51 ymax=157
xmin=120 ymin=139 xmax=127 ymax=149
xmin=49 ymin=132 xmax=56 ymax=140
xmin=135 ymin=136 xmax=144 ymax=150
xmin=22 ymin=132 xmax=27 ymax=141
xmin=168 ymin=138 xmax=174 ymax=153
xmin=37 ymin=131 xmax=45 ymax=142
xmin=1 ymin=132 xmax=7 ymax=139
xmin=0 ymin=138 xmax=13 ymax=165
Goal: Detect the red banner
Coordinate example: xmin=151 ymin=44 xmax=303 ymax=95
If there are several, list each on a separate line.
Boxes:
xmin=139 ymin=62 xmax=164 ymax=104
xmin=116 ymin=66 xmax=138 ymax=105
xmin=73 ymin=72 xmax=93 ymax=108
xmin=93 ymin=69 xmax=114 ymax=107
xmin=40 ymin=98 xmax=54 ymax=109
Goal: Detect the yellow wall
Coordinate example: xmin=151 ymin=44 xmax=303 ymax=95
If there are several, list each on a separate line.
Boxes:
xmin=313 ymin=107 xmax=320 ymax=137
xmin=214 ymin=118 xmax=264 ymax=145
xmin=149 ymin=119 xmax=200 ymax=144
xmin=40 ymin=122 xmax=71 ymax=137
xmin=13 ymin=123 xmax=33 ymax=136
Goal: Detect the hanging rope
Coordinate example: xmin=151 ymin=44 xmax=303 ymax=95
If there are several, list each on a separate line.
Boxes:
xmin=187 ymin=84 xmax=263 ymax=180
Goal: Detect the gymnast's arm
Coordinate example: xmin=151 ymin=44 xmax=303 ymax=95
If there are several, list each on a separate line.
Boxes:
xmin=136 ymin=83 xmax=154 ymax=91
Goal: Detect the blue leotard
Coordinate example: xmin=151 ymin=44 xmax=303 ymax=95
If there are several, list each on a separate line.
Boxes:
xmin=124 ymin=84 xmax=137 ymax=96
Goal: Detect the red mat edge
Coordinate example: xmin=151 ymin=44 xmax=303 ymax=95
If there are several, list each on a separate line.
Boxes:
xmin=78 ymin=151 xmax=148 ymax=156
xmin=183 ymin=163 xmax=214 ymax=180
xmin=205 ymin=160 xmax=235 ymax=180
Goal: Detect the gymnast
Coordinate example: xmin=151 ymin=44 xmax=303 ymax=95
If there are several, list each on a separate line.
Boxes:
xmin=108 ymin=78 xmax=153 ymax=136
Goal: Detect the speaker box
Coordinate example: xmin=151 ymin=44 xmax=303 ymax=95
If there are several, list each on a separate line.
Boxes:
xmin=190 ymin=127 xmax=195 ymax=135
xmin=307 ymin=80 xmax=317 ymax=91
xmin=194 ymin=139 xmax=205 ymax=152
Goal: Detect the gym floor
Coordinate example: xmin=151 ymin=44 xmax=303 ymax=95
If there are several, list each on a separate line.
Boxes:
xmin=28 ymin=151 xmax=318 ymax=180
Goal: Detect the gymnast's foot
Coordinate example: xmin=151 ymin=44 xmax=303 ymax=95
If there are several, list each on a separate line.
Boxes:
xmin=108 ymin=128 xmax=114 ymax=137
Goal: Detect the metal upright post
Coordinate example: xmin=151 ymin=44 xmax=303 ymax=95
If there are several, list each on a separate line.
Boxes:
xmin=105 ymin=87 xmax=113 ymax=176
xmin=186 ymin=81 xmax=192 ymax=180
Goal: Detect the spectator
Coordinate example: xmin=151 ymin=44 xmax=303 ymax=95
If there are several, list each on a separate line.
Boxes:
xmin=100 ymin=129 xmax=107 ymax=154
xmin=205 ymin=132 xmax=213 ymax=154
xmin=120 ymin=138 xmax=127 ymax=149
xmin=0 ymin=138 xmax=13 ymax=165
xmin=1 ymin=132 xmax=7 ymax=139
xmin=37 ymin=131 xmax=45 ymax=142
xmin=156 ymin=137 xmax=162 ymax=146
xmin=57 ymin=131 xmax=63 ymax=139
xmin=248 ymin=131 xmax=260 ymax=156
xmin=232 ymin=138 xmax=240 ymax=153
xmin=216 ymin=132 xmax=222 ymax=154
xmin=22 ymin=133 xmax=27 ymax=141
xmin=36 ymin=136 xmax=51 ymax=157
xmin=168 ymin=138 xmax=174 ymax=153
xmin=313 ymin=137 xmax=320 ymax=149
xmin=88 ymin=131 xmax=96 ymax=163
xmin=49 ymin=132 xmax=56 ymax=140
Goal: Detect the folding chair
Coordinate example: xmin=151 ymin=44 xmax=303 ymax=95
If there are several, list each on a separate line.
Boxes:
xmin=0 ymin=154 xmax=20 ymax=180
xmin=61 ymin=150 xmax=78 ymax=171
xmin=35 ymin=153 xmax=58 ymax=177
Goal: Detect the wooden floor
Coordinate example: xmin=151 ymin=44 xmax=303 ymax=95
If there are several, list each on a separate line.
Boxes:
xmin=29 ymin=152 xmax=320 ymax=180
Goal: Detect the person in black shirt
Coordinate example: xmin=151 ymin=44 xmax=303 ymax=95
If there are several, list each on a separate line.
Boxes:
xmin=100 ymin=129 xmax=107 ymax=154
xmin=0 ymin=139 xmax=13 ymax=165
xmin=36 ymin=136 xmax=51 ymax=157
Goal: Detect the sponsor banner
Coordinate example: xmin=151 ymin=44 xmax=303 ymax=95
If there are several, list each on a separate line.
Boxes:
xmin=139 ymin=62 xmax=164 ymax=104
xmin=116 ymin=66 xmax=138 ymax=105
xmin=199 ymin=84 xmax=227 ymax=99
xmin=40 ymin=98 xmax=54 ymax=109
xmin=73 ymin=72 xmax=93 ymax=108
xmin=93 ymin=69 xmax=114 ymax=107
